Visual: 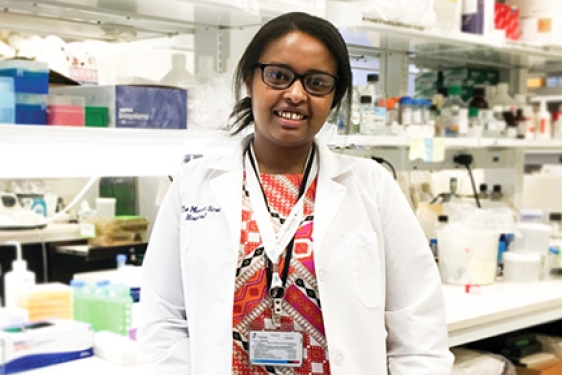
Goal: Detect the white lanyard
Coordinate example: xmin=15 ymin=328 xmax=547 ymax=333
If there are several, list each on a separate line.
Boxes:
xmin=244 ymin=142 xmax=318 ymax=292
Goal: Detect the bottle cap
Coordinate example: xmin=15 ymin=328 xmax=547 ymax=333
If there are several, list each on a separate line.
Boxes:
xmin=550 ymin=212 xmax=562 ymax=221
xmin=448 ymin=86 xmax=462 ymax=96
xmin=117 ymin=254 xmax=127 ymax=263
xmin=360 ymin=95 xmax=372 ymax=104
xmin=479 ymin=183 xmax=488 ymax=192
xmin=469 ymin=107 xmax=479 ymax=117
xmin=492 ymin=184 xmax=502 ymax=193
xmin=400 ymin=96 xmax=413 ymax=105
xmin=438 ymin=215 xmax=448 ymax=223
xmin=70 ymin=279 xmax=85 ymax=288
xmin=367 ymin=73 xmax=379 ymax=83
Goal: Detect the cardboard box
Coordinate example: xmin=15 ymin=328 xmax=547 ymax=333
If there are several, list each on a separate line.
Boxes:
xmin=51 ymin=85 xmax=187 ymax=129
xmin=495 ymin=3 xmax=520 ymax=40
xmin=0 ymin=320 xmax=93 ymax=374
xmin=507 ymin=0 xmax=562 ymax=19
xmin=516 ymin=358 xmax=562 ymax=375
xmin=521 ymin=15 xmax=562 ymax=47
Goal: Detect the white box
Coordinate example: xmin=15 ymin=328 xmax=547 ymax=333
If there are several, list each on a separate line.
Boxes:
xmin=507 ymin=0 xmax=562 ymax=18
xmin=0 ymin=320 xmax=93 ymax=374
xmin=520 ymin=14 xmax=562 ymax=47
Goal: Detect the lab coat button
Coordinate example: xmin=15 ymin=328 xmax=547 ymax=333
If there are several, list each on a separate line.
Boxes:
xmin=334 ymin=352 xmax=343 ymax=365
xmin=317 ymin=268 xmax=326 ymax=281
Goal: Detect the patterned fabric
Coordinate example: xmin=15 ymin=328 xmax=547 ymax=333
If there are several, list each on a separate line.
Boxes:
xmin=232 ymin=173 xmax=330 ymax=375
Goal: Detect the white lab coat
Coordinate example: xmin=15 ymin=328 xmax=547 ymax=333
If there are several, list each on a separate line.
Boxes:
xmin=139 ymin=135 xmax=454 ymax=375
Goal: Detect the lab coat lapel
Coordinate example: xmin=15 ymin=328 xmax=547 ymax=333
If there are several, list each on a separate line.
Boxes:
xmin=207 ymin=136 xmax=250 ymax=256
xmin=313 ymin=143 xmax=351 ymax=259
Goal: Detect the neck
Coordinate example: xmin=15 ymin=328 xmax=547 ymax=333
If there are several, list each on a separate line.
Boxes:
xmin=251 ymin=139 xmax=313 ymax=174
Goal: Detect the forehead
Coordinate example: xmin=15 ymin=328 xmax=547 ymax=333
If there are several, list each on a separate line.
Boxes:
xmin=259 ymin=31 xmax=337 ymax=75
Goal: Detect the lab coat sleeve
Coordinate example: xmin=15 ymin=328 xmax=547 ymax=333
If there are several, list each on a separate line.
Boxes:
xmin=138 ymin=179 xmax=191 ymax=374
xmin=376 ymin=169 xmax=454 ymax=375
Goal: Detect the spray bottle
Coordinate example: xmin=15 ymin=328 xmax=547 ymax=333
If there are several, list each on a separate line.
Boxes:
xmin=3 ymin=241 xmax=36 ymax=308
xmin=536 ymin=99 xmax=552 ymax=140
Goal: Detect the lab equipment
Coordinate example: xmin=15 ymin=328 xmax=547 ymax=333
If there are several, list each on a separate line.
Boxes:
xmin=503 ymin=252 xmax=541 ymax=283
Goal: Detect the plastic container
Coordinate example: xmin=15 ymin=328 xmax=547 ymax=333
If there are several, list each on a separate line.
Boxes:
xmin=4 ymin=259 xmax=36 ymax=309
xmin=512 ymin=223 xmax=552 ymax=253
xmin=85 ymin=106 xmax=109 ymax=127
xmin=15 ymin=283 xmax=72 ymax=321
xmin=0 ymin=60 xmax=49 ymax=94
xmin=365 ymin=74 xmax=387 ymax=134
xmin=0 ymin=77 xmax=15 ymax=124
xmin=437 ymin=228 xmax=499 ymax=285
xmin=15 ymin=93 xmax=47 ymax=125
xmin=503 ymin=251 xmax=541 ymax=283
xmin=96 ymin=197 xmax=116 ymax=219
xmin=47 ymin=95 xmax=85 ymax=126
xmin=399 ymin=96 xmax=413 ymax=126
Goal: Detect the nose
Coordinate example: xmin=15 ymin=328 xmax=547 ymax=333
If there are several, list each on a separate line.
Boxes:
xmin=283 ymin=78 xmax=307 ymax=104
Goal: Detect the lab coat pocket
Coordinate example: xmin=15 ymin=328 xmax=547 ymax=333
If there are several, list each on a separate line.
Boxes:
xmin=345 ymin=231 xmax=382 ymax=309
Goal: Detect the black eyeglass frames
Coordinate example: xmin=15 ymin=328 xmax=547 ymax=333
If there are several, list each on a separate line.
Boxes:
xmin=255 ymin=63 xmax=338 ymax=96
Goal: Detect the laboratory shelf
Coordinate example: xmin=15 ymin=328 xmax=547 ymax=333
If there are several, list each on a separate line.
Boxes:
xmin=445 ymin=281 xmax=562 ymax=347
xmin=0 ymin=224 xmax=82 ymax=244
xmin=0 ymin=124 xmax=237 ymax=178
xmin=326 ymin=1 xmax=562 ymax=69
xmin=329 ymin=134 xmax=562 ymax=151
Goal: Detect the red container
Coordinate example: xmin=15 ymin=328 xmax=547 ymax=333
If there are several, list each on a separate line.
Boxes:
xmin=506 ymin=6 xmax=520 ymax=40
xmin=47 ymin=105 xmax=85 ymax=126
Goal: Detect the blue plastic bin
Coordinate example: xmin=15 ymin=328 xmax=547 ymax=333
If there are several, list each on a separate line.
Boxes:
xmin=0 ymin=60 xmax=49 ymax=94
xmin=15 ymin=94 xmax=47 ymax=125
xmin=0 ymin=76 xmax=15 ymax=124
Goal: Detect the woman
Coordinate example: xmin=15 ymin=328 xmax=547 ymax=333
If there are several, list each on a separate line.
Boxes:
xmin=139 ymin=12 xmax=453 ymax=375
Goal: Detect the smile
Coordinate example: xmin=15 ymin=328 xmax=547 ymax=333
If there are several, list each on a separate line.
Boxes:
xmin=276 ymin=111 xmax=307 ymax=121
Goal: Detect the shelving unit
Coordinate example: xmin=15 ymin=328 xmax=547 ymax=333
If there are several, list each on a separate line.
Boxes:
xmin=2 ymin=2 xmax=562 ymax=372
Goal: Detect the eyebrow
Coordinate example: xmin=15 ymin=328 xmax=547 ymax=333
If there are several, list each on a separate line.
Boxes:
xmin=263 ymin=62 xmax=335 ymax=76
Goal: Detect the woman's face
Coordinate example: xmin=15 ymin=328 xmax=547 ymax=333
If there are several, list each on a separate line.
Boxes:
xmin=247 ymin=31 xmax=337 ymax=150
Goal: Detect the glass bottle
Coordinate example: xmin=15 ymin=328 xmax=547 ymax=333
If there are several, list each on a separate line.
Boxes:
xmin=549 ymin=212 xmax=562 ymax=238
xmin=489 ymin=83 xmax=516 ymax=112
xmin=515 ymin=109 xmax=527 ymax=139
xmin=440 ymin=86 xmax=467 ymax=137
xmin=360 ymin=95 xmax=376 ymax=135
xmin=366 ymin=74 xmax=387 ymax=134
xmin=478 ymin=183 xmax=489 ymax=200
xmin=490 ymin=184 xmax=503 ymax=201
xmin=468 ymin=87 xmax=489 ymax=109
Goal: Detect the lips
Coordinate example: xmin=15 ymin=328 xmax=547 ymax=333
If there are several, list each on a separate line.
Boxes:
xmin=274 ymin=109 xmax=309 ymax=128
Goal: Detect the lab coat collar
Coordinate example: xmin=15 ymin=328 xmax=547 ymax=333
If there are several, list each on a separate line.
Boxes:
xmin=205 ymin=133 xmax=352 ymax=179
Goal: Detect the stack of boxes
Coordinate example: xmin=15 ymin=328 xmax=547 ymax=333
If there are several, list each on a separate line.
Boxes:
xmin=0 ymin=77 xmax=15 ymax=124
xmin=15 ymin=283 xmax=73 ymax=322
xmin=0 ymin=60 xmax=49 ymax=125
xmin=508 ymin=0 xmax=562 ymax=47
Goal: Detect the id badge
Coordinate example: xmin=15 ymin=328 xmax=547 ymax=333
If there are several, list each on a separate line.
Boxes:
xmin=249 ymin=330 xmax=303 ymax=367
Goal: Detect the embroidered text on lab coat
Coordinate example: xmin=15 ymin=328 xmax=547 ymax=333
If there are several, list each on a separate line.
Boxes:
xmin=182 ymin=205 xmax=222 ymax=221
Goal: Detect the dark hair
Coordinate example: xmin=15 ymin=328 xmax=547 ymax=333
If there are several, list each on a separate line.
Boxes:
xmin=229 ymin=12 xmax=352 ymax=134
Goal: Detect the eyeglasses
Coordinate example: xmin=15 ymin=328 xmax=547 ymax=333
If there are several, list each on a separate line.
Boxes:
xmin=256 ymin=63 xmax=338 ymax=96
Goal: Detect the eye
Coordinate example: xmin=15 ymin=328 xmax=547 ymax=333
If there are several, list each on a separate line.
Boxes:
xmin=305 ymin=74 xmax=335 ymax=94
xmin=263 ymin=66 xmax=293 ymax=85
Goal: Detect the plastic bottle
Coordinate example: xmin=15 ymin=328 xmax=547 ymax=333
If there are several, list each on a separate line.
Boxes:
xmin=412 ymin=99 xmax=423 ymax=126
xmin=360 ymin=95 xmax=376 ymax=135
xmin=553 ymin=106 xmax=562 ymax=139
xmin=468 ymin=87 xmax=489 ymax=109
xmin=536 ymin=99 xmax=552 ymax=140
xmin=489 ymin=83 xmax=516 ymax=112
xmin=400 ymin=97 xmax=413 ymax=127
xmin=523 ymin=105 xmax=536 ymax=139
xmin=482 ymin=109 xmax=498 ymax=138
xmin=468 ymin=107 xmax=483 ymax=138
xmin=440 ymin=86 xmax=466 ymax=137
xmin=3 ymin=241 xmax=36 ymax=308
xmin=365 ymin=74 xmax=387 ymax=134
xmin=492 ymin=105 xmax=507 ymax=137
